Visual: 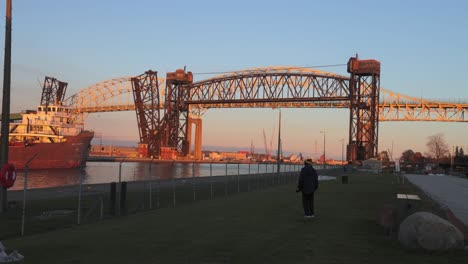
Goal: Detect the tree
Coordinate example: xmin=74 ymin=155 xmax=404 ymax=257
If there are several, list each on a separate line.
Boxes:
xmin=401 ymin=149 xmax=415 ymax=162
xmin=413 ymin=152 xmax=424 ymax=163
xmin=426 ymin=133 xmax=449 ymax=161
xmin=455 ymin=146 xmax=465 ymax=163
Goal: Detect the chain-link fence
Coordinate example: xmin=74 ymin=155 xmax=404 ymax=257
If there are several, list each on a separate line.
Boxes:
xmin=2 ymin=162 xmax=339 ymax=239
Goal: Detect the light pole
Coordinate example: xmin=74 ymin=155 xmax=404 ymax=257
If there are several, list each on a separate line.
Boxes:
xmin=0 ymin=0 xmax=12 ymax=213
xmin=320 ymin=131 xmax=326 ymax=165
xmin=275 ymin=109 xmax=282 ymax=174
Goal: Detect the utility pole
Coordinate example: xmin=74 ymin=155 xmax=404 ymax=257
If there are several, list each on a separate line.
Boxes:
xmin=0 ymin=0 xmax=12 ymax=213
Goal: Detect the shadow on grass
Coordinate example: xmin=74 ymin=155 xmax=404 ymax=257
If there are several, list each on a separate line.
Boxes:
xmin=4 ymin=171 xmax=467 ymax=263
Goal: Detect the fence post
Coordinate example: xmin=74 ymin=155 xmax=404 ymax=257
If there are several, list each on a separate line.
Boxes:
xmin=257 ymin=163 xmax=260 ymax=190
xmin=272 ymin=164 xmax=275 ymax=186
xmin=20 ymin=154 xmax=39 ymax=235
xmin=225 ymin=162 xmax=228 ymax=198
xmin=210 ymin=163 xmax=213 ymax=200
xmin=21 ymin=166 xmax=29 ymax=236
xmin=120 ymin=182 xmax=127 ymax=215
xmin=149 ymin=160 xmax=153 ymax=210
xmin=237 ymin=163 xmax=240 ymax=193
xmin=156 ymin=173 xmax=160 ymax=209
xmin=110 ymin=182 xmax=116 ymax=215
xmin=248 ymin=163 xmax=251 ymax=192
xmin=172 ymin=175 xmax=176 ymax=207
xmin=117 ymin=158 xmax=125 ymax=216
xmin=192 ymin=163 xmax=196 ymax=201
xmin=77 ymin=166 xmax=84 ymax=224
xmin=100 ymin=196 xmax=104 ymax=220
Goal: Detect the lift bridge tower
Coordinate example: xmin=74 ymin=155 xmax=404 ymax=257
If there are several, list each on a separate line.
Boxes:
xmin=347 ymin=56 xmax=381 ymax=162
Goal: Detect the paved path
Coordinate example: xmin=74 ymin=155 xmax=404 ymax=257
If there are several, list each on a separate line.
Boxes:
xmin=405 ymin=174 xmax=468 ymax=225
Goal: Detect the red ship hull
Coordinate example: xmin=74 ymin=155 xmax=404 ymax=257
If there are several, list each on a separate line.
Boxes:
xmin=8 ymin=131 xmax=94 ymax=170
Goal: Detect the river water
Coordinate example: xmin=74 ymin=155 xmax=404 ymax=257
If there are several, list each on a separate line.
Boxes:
xmin=11 ymin=161 xmax=306 ymax=191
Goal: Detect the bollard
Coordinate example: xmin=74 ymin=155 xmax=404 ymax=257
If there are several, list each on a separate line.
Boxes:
xmin=110 ymin=182 xmax=117 ymax=215
xmin=342 ymin=175 xmax=348 ymax=184
xmin=120 ymin=181 xmax=127 ymax=214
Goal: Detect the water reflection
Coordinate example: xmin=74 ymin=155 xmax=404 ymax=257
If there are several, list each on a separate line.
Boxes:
xmin=11 ymin=161 xmax=302 ymax=191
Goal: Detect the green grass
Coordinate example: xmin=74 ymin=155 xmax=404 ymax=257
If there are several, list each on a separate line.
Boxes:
xmin=3 ymin=172 xmax=467 ymax=263
xmin=1 ymin=172 xmax=295 ymax=239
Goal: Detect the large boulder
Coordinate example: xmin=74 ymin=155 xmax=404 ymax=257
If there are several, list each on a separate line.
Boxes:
xmin=398 ymin=212 xmax=464 ymax=250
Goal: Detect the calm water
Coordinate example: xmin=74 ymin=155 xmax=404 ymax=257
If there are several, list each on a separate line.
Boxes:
xmin=11 ymin=161 xmax=305 ymax=190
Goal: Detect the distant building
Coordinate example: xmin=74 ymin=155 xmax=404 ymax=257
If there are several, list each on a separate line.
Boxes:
xmin=209 ymin=152 xmax=222 ymax=160
xmin=207 ymin=151 xmax=248 ymax=161
xmin=222 ymin=152 xmax=247 ymax=160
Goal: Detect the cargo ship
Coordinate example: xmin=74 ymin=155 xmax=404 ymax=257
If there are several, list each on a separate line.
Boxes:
xmin=7 ymin=104 xmax=94 ymax=169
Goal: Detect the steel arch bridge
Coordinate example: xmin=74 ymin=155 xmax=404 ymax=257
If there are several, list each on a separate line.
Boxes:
xmin=64 ymin=61 xmax=468 ymax=161
xmin=66 ymin=69 xmax=468 ymax=123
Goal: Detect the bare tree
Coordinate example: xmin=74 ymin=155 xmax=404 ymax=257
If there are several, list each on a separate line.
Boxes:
xmin=426 ymin=133 xmax=449 ymax=161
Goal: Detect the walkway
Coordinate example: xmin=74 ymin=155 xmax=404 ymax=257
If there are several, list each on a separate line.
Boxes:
xmin=405 ymin=174 xmax=468 ymax=225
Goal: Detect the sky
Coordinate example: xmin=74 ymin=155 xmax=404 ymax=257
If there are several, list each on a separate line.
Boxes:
xmin=1 ymin=0 xmax=468 ymax=160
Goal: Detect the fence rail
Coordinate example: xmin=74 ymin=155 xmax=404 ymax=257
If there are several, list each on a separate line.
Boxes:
xmin=3 ymin=162 xmax=340 ymax=239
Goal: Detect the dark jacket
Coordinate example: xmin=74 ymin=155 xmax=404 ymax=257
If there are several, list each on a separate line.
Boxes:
xmin=297 ymin=164 xmax=319 ymax=194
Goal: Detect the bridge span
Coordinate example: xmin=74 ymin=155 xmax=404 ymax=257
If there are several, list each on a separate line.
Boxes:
xmin=60 ymin=58 xmax=467 ymax=161
xmin=66 ymin=70 xmax=468 ymax=123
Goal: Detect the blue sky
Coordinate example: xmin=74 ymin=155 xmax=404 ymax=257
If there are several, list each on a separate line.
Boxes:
xmin=2 ymin=0 xmax=468 ymax=159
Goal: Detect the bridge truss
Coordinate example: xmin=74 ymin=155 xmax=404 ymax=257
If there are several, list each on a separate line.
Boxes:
xmin=66 ymin=72 xmax=468 ymax=123
xmin=64 ymin=61 xmax=468 ymax=161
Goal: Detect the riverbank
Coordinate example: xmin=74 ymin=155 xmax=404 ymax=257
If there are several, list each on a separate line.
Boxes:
xmin=87 ymin=155 xmax=301 ymax=165
xmin=3 ymin=171 xmax=466 ymax=263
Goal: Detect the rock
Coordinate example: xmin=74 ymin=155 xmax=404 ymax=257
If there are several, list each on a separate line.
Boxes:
xmin=398 ymin=212 xmax=464 ymax=251
xmin=445 ymin=208 xmax=468 ymax=239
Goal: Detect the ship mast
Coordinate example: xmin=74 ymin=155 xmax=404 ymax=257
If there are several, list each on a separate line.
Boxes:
xmin=1 ymin=0 xmax=12 ymax=213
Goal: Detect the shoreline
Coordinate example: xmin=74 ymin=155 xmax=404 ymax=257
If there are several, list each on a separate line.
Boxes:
xmin=87 ymin=155 xmax=299 ymax=165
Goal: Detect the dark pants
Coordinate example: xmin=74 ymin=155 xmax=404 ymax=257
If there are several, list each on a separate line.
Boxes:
xmin=302 ymin=192 xmax=315 ymax=216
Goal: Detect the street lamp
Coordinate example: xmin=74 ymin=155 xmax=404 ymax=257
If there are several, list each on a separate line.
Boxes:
xmin=320 ymin=131 xmax=326 ymax=165
xmin=275 ymin=109 xmax=282 ymax=174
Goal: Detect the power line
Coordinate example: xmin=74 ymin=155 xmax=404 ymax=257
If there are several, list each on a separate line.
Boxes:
xmin=193 ymin=63 xmax=347 ymax=75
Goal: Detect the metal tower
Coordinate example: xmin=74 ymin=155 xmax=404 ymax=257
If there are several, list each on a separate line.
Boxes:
xmin=165 ymin=69 xmax=193 ymax=155
xmin=131 ymin=70 xmax=163 ymax=157
xmin=40 ymin=76 xmax=68 ymax=110
xmin=347 ymin=56 xmax=381 ymax=161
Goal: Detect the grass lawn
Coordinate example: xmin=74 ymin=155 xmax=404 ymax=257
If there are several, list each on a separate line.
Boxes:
xmin=3 ymin=172 xmax=467 ymax=263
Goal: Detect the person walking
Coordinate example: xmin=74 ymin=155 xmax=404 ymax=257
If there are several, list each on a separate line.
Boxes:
xmin=296 ymin=159 xmax=319 ymax=219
